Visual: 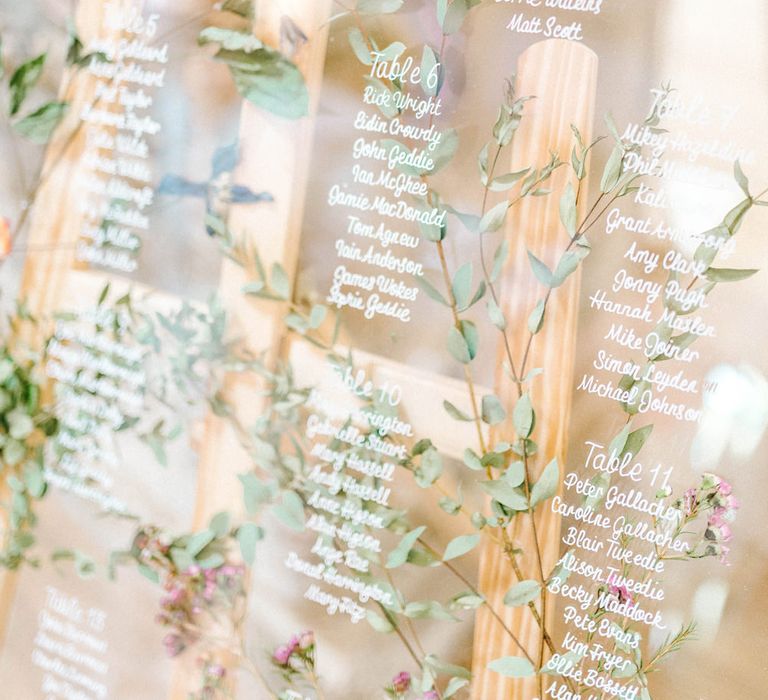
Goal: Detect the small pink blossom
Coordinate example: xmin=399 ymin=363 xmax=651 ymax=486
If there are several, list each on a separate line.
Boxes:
xmin=608 ymin=583 xmax=633 ymax=605
xmin=207 ymin=664 xmax=226 ymax=679
xmin=719 ymin=544 xmax=731 ymax=566
xmin=163 ymin=633 xmax=186 ymax=658
xmin=717 ymin=479 xmax=733 ymax=496
xmin=298 ymin=630 xmax=315 ymax=650
xmin=392 ymin=671 xmax=411 ymax=694
xmin=423 ymin=691 xmax=440 ymax=700
xmin=273 ymin=644 xmax=293 ymax=666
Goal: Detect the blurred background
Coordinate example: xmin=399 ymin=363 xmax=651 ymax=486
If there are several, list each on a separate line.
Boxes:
xmin=0 ymin=0 xmax=766 ymax=698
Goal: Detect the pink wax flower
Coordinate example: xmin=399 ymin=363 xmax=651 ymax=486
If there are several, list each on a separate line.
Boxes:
xmin=719 ymin=544 xmax=731 ymax=566
xmin=163 ymin=633 xmax=186 ymax=658
xmin=392 ymin=671 xmax=412 ymax=694
xmin=423 ymin=691 xmax=440 ymax=700
xmin=298 ymin=630 xmax=315 ymax=650
xmin=716 ymin=478 xmax=733 ymax=496
xmin=207 ymin=664 xmax=226 ymax=679
xmin=608 ymin=583 xmax=633 ymax=605
xmin=273 ymin=644 xmax=293 ymax=666
xmin=725 ymin=495 xmax=741 ymax=511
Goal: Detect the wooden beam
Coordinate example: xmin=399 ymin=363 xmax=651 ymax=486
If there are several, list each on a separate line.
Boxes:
xmin=168 ymin=1 xmax=334 ymax=697
xmin=0 ymin=0 xmax=121 ymax=654
xmin=471 ymin=39 xmax=598 ymax=700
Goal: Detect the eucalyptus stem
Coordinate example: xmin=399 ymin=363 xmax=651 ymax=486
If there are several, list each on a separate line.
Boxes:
xmin=419 ymin=536 xmax=538 ymax=668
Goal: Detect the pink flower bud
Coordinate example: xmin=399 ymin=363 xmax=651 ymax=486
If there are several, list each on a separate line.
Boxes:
xmin=163 ymin=633 xmax=186 ymax=658
xmin=299 ymin=630 xmax=315 ymax=650
xmin=273 ymin=644 xmax=293 ymax=665
xmin=208 ymin=664 xmax=226 ymax=679
xmin=392 ymin=671 xmax=411 ymax=694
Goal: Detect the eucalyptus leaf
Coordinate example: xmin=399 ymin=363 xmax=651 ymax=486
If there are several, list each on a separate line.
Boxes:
xmin=444 ymin=677 xmax=470 ymax=698
xmin=488 ymin=169 xmax=529 ymax=192
xmin=479 ymin=201 xmax=509 ymax=234
xmin=443 ymin=533 xmax=480 ymax=561
xmin=348 ymin=28 xmax=372 ymax=65
xmin=357 ymin=0 xmax=403 ymax=14
xmin=479 ymin=480 xmax=528 ymax=511
xmin=503 ymin=461 xmax=525 ymax=488
xmin=503 ymin=579 xmax=541 ymax=607
xmin=221 ymin=0 xmax=254 ymax=17
xmin=198 ymin=27 xmax=262 ymax=51
xmin=270 ymin=262 xmax=290 ymax=299
xmin=447 ymin=327 xmax=471 ymax=364
xmin=734 ymin=160 xmax=750 ymax=197
xmin=528 ymin=299 xmax=545 ymax=334
xmin=491 ymin=240 xmax=509 ymax=283
xmin=209 ymin=511 xmax=231 ymax=537
xmin=9 ymin=53 xmax=45 ymax=116
xmin=600 ymin=145 xmax=624 ymax=193
xmin=211 ymin=44 xmax=309 ymax=119
xmin=237 ymin=522 xmax=262 ymax=566
xmin=366 ymin=609 xmax=395 ymax=633
xmin=463 ymin=448 xmax=484 ymax=471
xmin=481 ymin=394 xmax=506 ymax=425
xmin=513 ymin=394 xmax=534 ymax=438
xmin=273 ymin=491 xmax=305 ymax=531
xmin=559 ymin=182 xmax=577 ymax=237
xmin=386 ymin=526 xmax=426 ymax=569
xmin=416 ymin=448 xmax=443 ymax=487
xmin=527 ymin=251 xmax=554 ymax=287
xmin=421 ymin=45 xmax=440 ymax=97
xmin=705 ymin=267 xmax=758 ymax=283
xmin=487 ymin=298 xmax=506 ymax=330
xmin=186 ymin=529 xmax=216 ymax=557
xmin=440 ymin=0 xmax=481 ymax=34
xmin=530 ymin=458 xmax=559 ymax=508
xmin=553 ymin=250 xmax=582 ymax=287
xmin=488 ymin=656 xmax=535 ymax=678
xmin=416 ymin=275 xmax=449 ymax=306
xmin=621 ymin=424 xmax=653 ymax=458
xmin=14 ymin=101 xmax=67 ymax=144
xmin=444 ymin=400 xmax=472 ymax=422
xmin=452 ymin=262 xmax=473 ymax=310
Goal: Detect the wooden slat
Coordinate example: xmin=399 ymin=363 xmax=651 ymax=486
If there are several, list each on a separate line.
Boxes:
xmin=471 ymin=39 xmax=598 ymax=699
xmin=168 ymin=2 xmax=334 ymax=697
xmin=0 ymin=0 xmax=121 ymax=653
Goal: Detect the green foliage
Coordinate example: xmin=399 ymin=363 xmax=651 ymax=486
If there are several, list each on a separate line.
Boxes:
xmin=513 ymin=394 xmax=534 ymax=438
xmin=386 ymin=526 xmax=426 ymax=569
xmin=237 ymin=522 xmax=263 ymax=565
xmin=503 ymin=579 xmax=541 ymax=607
xmin=437 ymin=0 xmax=482 ymax=35
xmin=442 ymin=533 xmax=480 ymax=561
xmin=8 ymin=53 xmax=45 ymax=116
xmin=479 ymin=480 xmax=527 ymax=511
xmin=199 ymin=27 xmax=309 ymax=119
xmin=530 ymin=459 xmax=559 ymax=508
xmin=0 ymin=345 xmax=56 ymax=570
xmin=357 ymin=0 xmax=404 ymax=14
xmin=488 ymin=655 xmax=535 ymax=678
xmin=220 ymin=0 xmax=255 ymax=19
xmin=415 ymin=447 xmax=443 ymax=487
xmin=481 ymin=394 xmax=506 ymax=426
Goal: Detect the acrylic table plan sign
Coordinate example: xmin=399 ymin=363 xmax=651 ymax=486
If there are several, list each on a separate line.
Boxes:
xmin=0 ymin=1 xmax=766 ymax=700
